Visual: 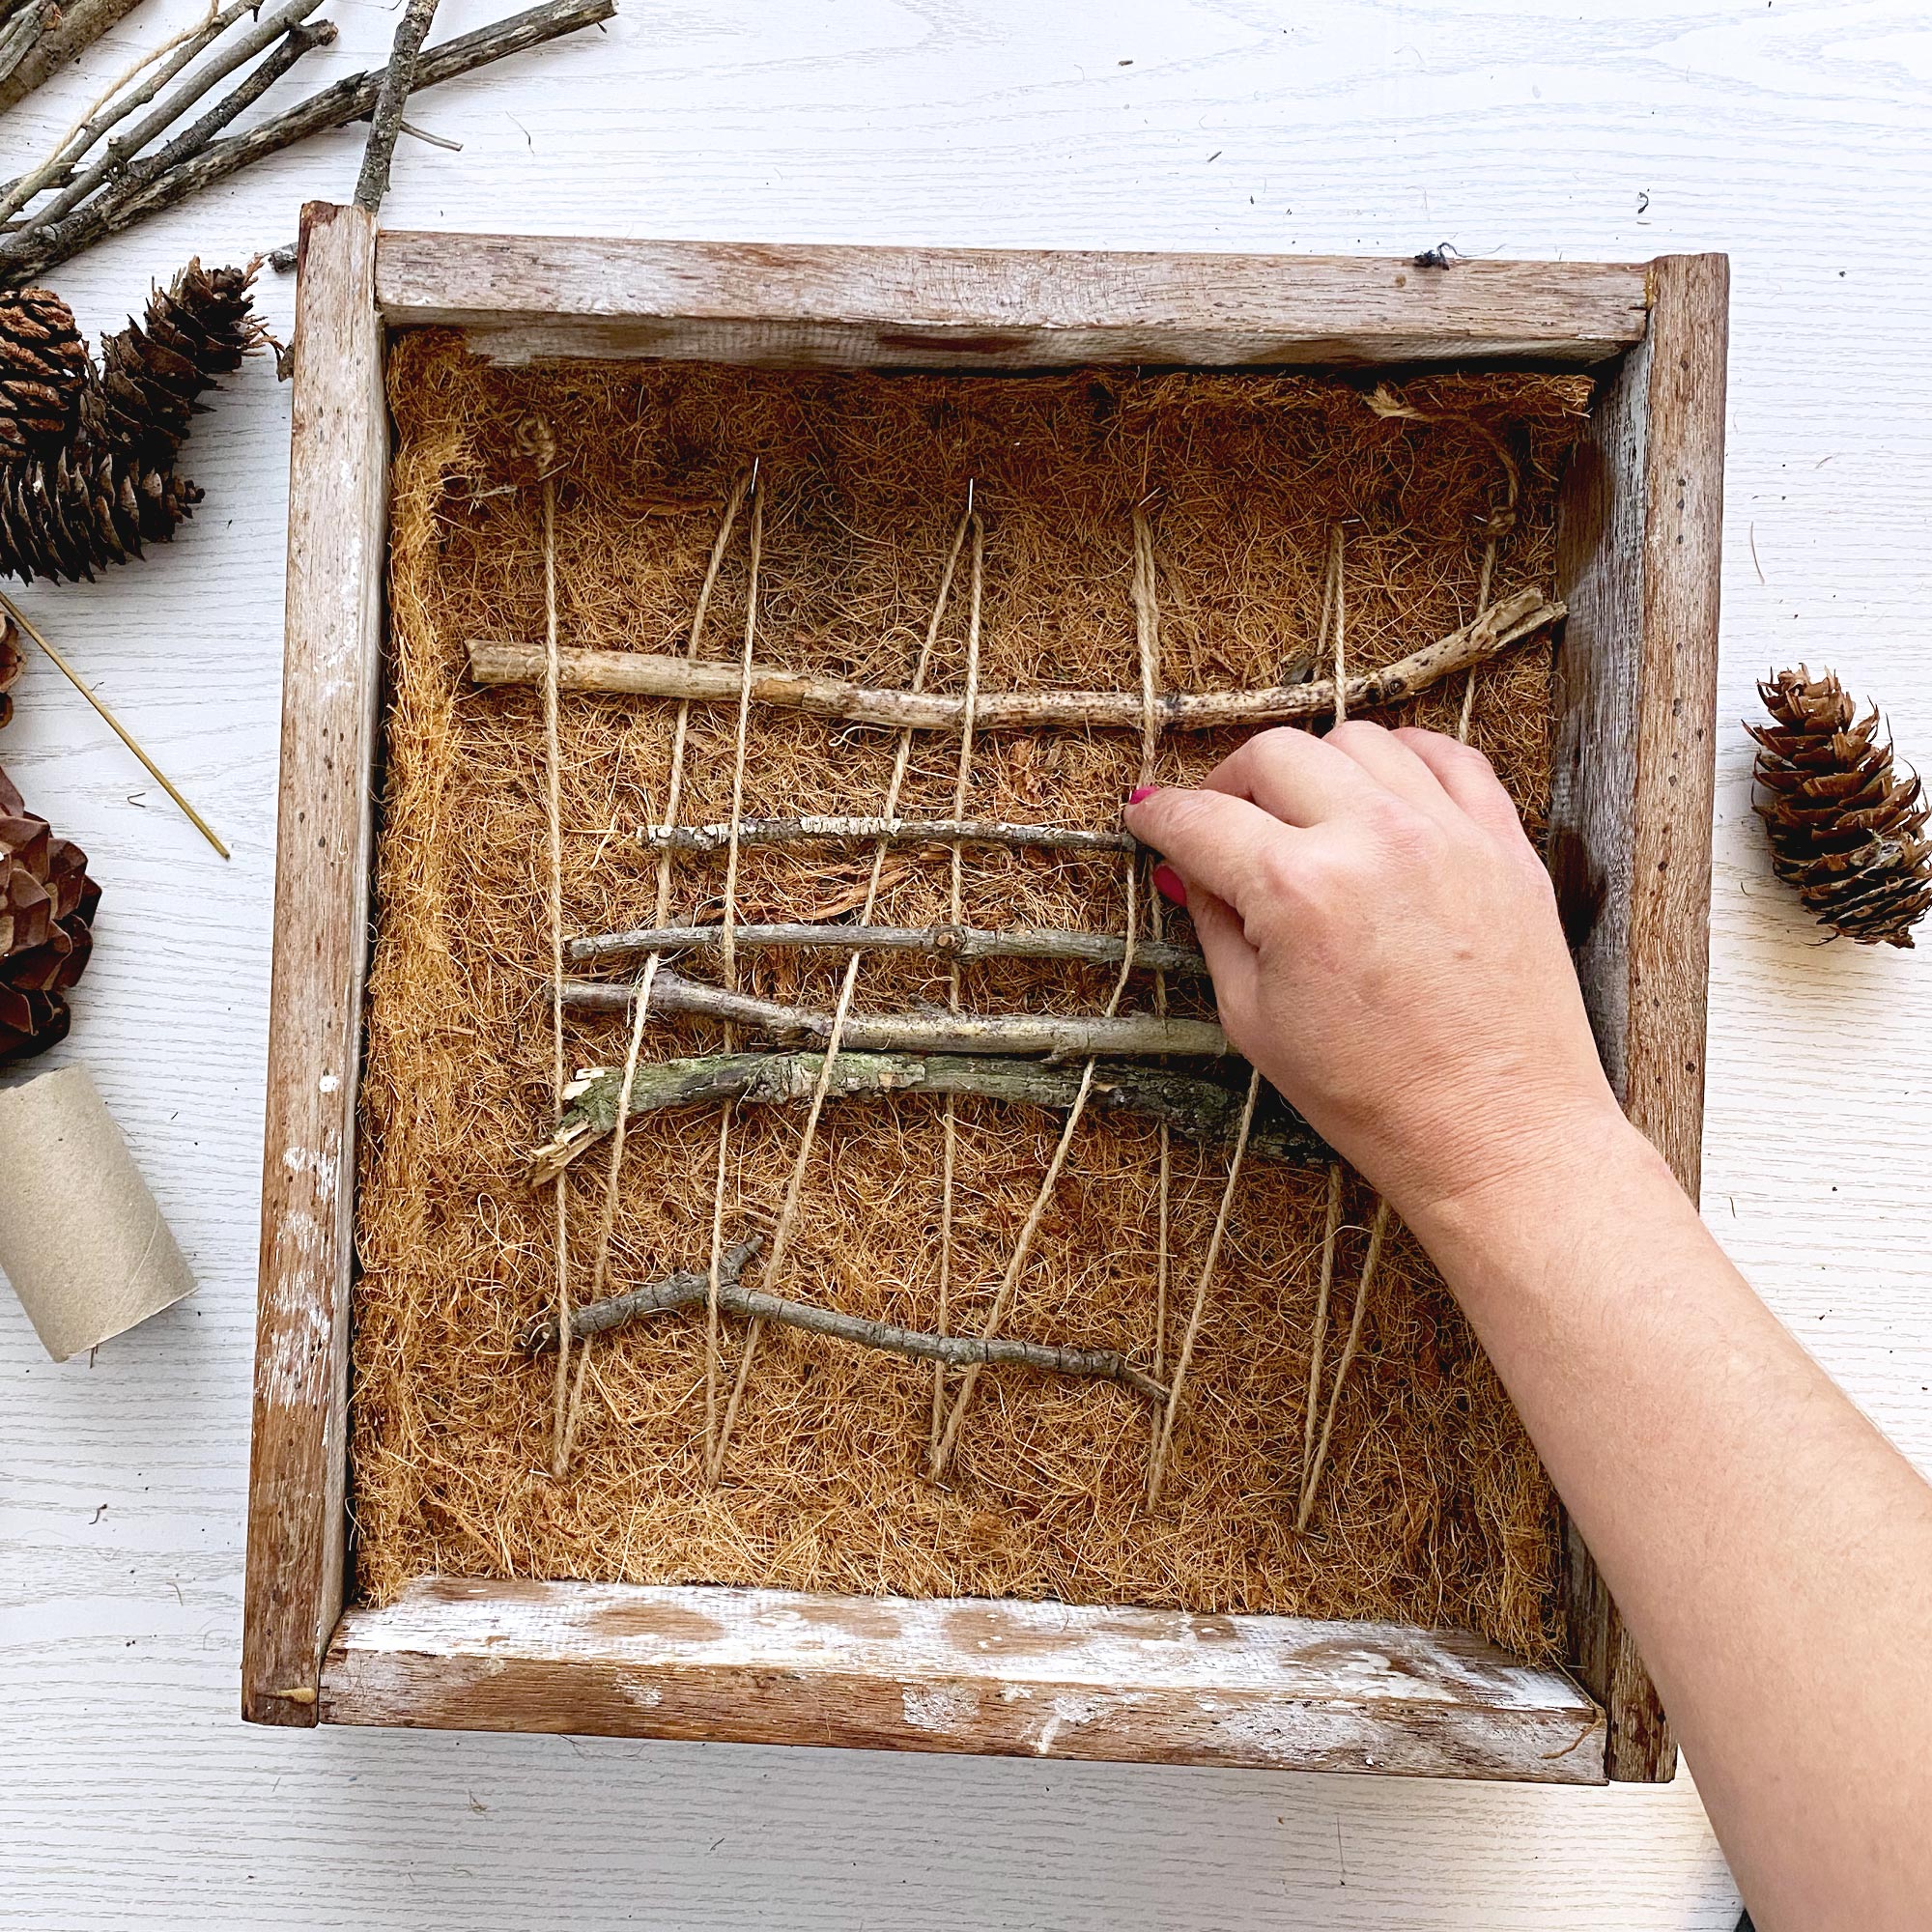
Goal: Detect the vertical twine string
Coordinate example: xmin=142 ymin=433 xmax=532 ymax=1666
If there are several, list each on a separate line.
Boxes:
xmin=1146 ymin=1065 xmax=1261 ymax=1509
xmin=703 ymin=461 xmax=763 ymax=1473
xmin=1293 ymin=518 xmax=1392 ymax=1528
xmin=930 ymin=860 xmax=1141 ymax=1479
xmin=930 ymin=513 xmax=1151 ymax=1483
xmin=931 ymin=495 xmax=983 ymax=1455
xmin=1297 ymin=1162 xmax=1345 ymax=1487
xmin=711 ymin=493 xmax=978 ymax=1484
xmin=1296 ymin=1198 xmax=1390 ymax=1534
xmin=555 ymin=471 xmax=753 ymax=1471
xmin=525 ymin=424 xmax=576 ymax=1477
xmin=1129 ymin=508 xmax=1173 ymax=1398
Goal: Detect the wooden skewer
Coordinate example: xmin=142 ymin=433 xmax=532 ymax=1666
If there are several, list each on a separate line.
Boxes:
xmin=0 ymin=593 xmax=229 ymax=859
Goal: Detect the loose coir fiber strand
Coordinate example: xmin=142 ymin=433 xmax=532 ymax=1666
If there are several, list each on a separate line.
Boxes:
xmin=353 ymin=331 xmax=1591 ymax=1660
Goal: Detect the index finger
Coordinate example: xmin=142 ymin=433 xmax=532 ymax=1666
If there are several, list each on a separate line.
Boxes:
xmin=1123 ymin=784 xmax=1296 ymax=918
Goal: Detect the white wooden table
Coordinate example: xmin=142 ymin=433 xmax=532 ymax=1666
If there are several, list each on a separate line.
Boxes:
xmin=3 ymin=3 xmax=1926 ymax=1924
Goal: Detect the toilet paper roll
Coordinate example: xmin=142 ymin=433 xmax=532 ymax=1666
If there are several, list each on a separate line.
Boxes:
xmin=0 ymin=1064 xmax=195 ymax=1361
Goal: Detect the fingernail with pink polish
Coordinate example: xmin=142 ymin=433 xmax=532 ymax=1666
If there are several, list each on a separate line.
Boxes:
xmin=1152 ymin=864 xmax=1187 ymax=907
xmin=1127 ymin=784 xmax=1159 ymax=806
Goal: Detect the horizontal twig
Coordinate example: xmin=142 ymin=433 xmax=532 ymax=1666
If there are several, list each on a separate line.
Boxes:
xmin=468 ymin=587 xmax=1560 ymax=731
xmin=632 ymin=815 xmax=1133 ymax=857
xmin=570 ymin=920 xmax=1208 ymax=979
xmin=564 ymin=970 xmax=1231 ymax=1060
xmin=527 ymin=1235 xmax=1167 ymax=1403
xmin=0 ymin=0 xmax=614 ymax=286
xmin=526 ymin=1236 xmax=762 ymax=1350
xmin=527 ymin=1049 xmax=1326 ymax=1185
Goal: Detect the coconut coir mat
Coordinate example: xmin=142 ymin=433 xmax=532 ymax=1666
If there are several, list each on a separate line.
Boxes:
xmin=353 ymin=330 xmax=1590 ymax=1661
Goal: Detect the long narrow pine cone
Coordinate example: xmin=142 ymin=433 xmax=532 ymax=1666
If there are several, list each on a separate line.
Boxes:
xmin=0 ymin=764 xmax=100 ymax=1060
xmin=1750 ymin=668 xmax=1932 ymax=948
xmin=0 ymin=260 xmax=259 ymax=583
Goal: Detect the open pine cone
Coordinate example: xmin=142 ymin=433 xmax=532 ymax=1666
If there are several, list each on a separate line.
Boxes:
xmin=1749 ymin=668 xmax=1932 ymax=948
xmin=0 ymin=764 xmax=99 ymax=1060
xmin=0 ymin=260 xmax=260 ymax=583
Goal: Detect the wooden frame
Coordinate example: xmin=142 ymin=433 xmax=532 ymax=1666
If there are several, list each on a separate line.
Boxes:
xmin=245 ymin=205 xmax=1727 ymax=1786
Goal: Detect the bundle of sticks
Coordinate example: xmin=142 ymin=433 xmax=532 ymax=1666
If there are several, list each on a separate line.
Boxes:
xmin=0 ymin=0 xmax=612 ymax=289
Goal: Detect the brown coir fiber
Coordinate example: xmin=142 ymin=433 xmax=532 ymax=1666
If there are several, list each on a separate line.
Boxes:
xmin=353 ymin=331 xmax=1592 ymax=1660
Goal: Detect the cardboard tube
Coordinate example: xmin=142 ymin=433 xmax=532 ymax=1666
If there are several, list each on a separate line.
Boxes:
xmin=0 ymin=1065 xmax=195 ymax=1361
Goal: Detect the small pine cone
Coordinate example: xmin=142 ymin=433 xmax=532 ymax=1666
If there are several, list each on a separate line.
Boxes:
xmin=0 ymin=287 xmax=92 ymax=459
xmin=99 ymin=260 xmax=259 ymax=469
xmin=0 ymin=440 xmax=201 ymax=583
xmin=1749 ymin=668 xmax=1932 ymax=948
xmin=0 ymin=766 xmax=100 ymax=1062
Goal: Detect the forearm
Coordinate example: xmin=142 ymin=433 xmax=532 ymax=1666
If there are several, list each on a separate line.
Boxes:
xmin=1407 ymin=1118 xmax=1932 ymax=1932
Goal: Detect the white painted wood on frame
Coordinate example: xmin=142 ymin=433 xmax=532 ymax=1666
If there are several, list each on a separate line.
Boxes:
xmin=5 ymin=0 xmax=1929 ymax=1925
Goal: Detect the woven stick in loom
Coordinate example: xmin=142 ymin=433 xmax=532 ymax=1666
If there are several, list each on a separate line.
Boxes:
xmin=468 ymin=586 xmax=1560 ymax=729
xmin=528 ymin=1051 xmax=1328 ymax=1186
xmin=631 ymin=815 xmax=1133 ymax=856
xmin=561 ymin=971 xmax=1230 ymax=1059
xmin=571 ymin=920 xmax=1209 ymax=979
xmin=709 ymin=496 xmax=980 ymax=1485
xmin=526 ymin=1235 xmax=1167 ymax=1404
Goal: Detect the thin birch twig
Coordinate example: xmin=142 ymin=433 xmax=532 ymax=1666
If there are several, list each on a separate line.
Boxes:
xmin=631 ymin=814 xmax=1133 ymax=857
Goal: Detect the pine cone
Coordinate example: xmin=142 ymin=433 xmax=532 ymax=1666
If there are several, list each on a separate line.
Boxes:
xmin=0 ymin=608 xmax=21 ymax=729
xmin=0 ymin=287 xmax=91 ymax=460
xmin=0 ymin=259 xmax=258 ymax=584
xmin=1749 ymin=668 xmax=1932 ymax=948
xmin=98 ymin=260 xmax=258 ymax=469
xmin=0 ymin=765 xmax=100 ymax=1061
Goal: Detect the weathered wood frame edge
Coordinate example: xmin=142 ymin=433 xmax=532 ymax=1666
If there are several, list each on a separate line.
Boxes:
xmin=245 ymin=213 xmax=1722 ymax=1784
xmin=1548 ymin=251 xmax=1729 ymax=1781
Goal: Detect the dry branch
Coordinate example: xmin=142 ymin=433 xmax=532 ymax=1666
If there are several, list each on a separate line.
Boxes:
xmin=571 ymin=919 xmax=1208 ymax=979
xmin=0 ymin=0 xmax=140 ymax=113
xmin=632 ymin=814 xmax=1133 ymax=858
xmin=527 ymin=1048 xmax=1326 ymax=1185
xmin=562 ymin=970 xmax=1231 ymax=1060
xmin=527 ymin=1235 xmax=1167 ymax=1404
xmin=354 ymin=0 xmax=439 ymax=212
xmin=0 ymin=0 xmax=614 ymax=286
xmin=468 ymin=587 xmax=1560 ymax=730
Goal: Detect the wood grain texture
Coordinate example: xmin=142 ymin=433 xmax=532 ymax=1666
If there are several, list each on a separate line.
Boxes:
xmin=12 ymin=0 xmax=1932 ymax=1922
xmin=241 ymin=202 xmax=387 ymax=1728
xmin=323 ymin=1577 xmax=1607 ymax=1783
xmin=1550 ymin=253 xmax=1730 ymax=1783
xmin=376 ymin=231 xmax=1649 ymax=367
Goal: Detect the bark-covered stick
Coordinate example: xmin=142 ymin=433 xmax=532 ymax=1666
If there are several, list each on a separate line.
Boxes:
xmin=0 ymin=0 xmax=615 ymax=286
xmin=527 ymin=1049 xmax=1327 ymax=1185
xmin=571 ymin=919 xmax=1209 ymax=980
xmin=354 ymin=0 xmax=440 ymax=212
xmin=468 ymin=587 xmax=1560 ymax=730
xmin=527 ymin=1235 xmax=1168 ymax=1404
xmin=11 ymin=0 xmax=329 ymax=242
xmin=632 ymin=815 xmax=1134 ymax=858
xmin=563 ymin=970 xmax=1232 ymax=1060
xmin=0 ymin=0 xmax=266 ymax=223
xmin=0 ymin=0 xmax=142 ymax=116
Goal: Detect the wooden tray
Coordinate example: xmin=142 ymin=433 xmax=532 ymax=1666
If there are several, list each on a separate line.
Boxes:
xmin=242 ymin=203 xmax=1726 ymax=1784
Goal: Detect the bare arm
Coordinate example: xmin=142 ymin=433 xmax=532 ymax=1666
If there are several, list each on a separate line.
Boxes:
xmin=1126 ymin=724 xmax=1932 ymax=1932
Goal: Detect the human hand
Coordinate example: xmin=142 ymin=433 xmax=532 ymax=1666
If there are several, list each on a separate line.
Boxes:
xmin=1125 ymin=723 xmax=1631 ymax=1229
